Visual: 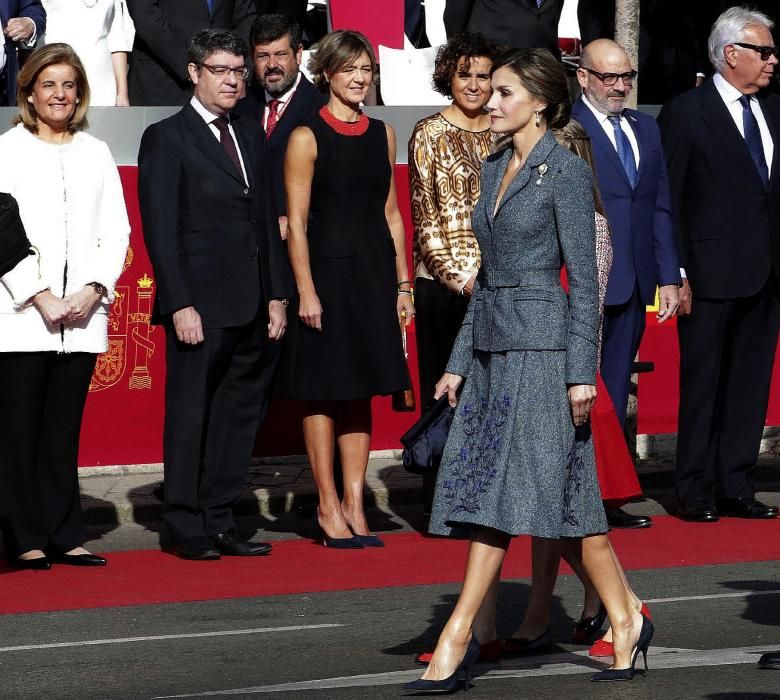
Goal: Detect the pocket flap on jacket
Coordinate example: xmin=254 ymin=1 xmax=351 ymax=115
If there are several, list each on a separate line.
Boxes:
xmin=512 ymin=287 xmax=557 ymax=302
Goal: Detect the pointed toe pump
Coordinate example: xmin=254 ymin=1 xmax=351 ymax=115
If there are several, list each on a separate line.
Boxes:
xmin=591 ymin=614 xmax=654 ymax=682
xmin=404 ymin=635 xmax=481 ymax=694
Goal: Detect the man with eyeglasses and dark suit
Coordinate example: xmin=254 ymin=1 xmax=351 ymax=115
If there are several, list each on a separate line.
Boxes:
xmin=658 ymin=6 xmax=780 ymax=524
xmin=138 ymin=29 xmax=291 ymax=560
xmin=126 ymin=0 xmax=255 ymax=106
xmin=571 ymin=39 xmax=681 ymax=530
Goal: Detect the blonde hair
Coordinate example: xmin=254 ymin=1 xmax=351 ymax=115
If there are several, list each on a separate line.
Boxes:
xmin=553 ymin=119 xmax=607 ymax=218
xmin=15 ymin=43 xmax=90 ymax=134
xmin=308 ymin=30 xmax=377 ymax=92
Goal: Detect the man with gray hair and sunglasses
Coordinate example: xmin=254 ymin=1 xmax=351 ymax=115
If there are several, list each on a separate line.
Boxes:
xmin=658 ymin=6 xmax=780 ymax=525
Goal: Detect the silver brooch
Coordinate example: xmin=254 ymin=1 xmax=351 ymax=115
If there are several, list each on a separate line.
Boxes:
xmin=536 ymin=163 xmax=548 ymax=186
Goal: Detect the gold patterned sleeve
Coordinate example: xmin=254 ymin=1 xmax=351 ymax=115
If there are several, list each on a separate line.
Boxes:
xmin=408 ymin=121 xmax=471 ymax=294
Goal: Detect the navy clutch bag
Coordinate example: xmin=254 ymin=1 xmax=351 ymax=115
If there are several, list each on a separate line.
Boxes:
xmin=400 ymin=395 xmax=455 ymax=475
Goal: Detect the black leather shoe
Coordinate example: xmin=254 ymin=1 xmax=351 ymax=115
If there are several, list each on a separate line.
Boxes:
xmin=53 ymin=553 xmax=107 ymax=566
xmin=212 ymin=530 xmax=272 ymax=556
xmin=715 ymin=497 xmax=778 ymax=519
xmin=678 ymin=501 xmax=719 ymax=522
xmin=11 ymin=555 xmax=52 ymax=571
xmin=758 ymin=651 xmax=780 ymax=669
xmin=605 ymin=508 xmax=652 ymax=529
xmin=174 ymin=536 xmax=221 ymax=560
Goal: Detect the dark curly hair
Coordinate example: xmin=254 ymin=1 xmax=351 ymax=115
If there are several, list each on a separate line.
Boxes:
xmin=432 ymin=33 xmax=500 ymax=98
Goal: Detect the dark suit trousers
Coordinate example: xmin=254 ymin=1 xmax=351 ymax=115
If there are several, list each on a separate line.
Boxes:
xmin=600 ymin=287 xmax=647 ymax=428
xmin=675 ymin=279 xmax=780 ymax=506
xmin=414 ymin=277 xmax=469 ymax=511
xmin=0 ymin=352 xmax=96 ymax=555
xmin=163 ymin=313 xmax=278 ymax=543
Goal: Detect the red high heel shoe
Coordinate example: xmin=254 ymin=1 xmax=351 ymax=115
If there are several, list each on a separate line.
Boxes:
xmin=588 ymin=604 xmax=651 ymax=657
xmin=415 ymin=638 xmax=503 ymax=665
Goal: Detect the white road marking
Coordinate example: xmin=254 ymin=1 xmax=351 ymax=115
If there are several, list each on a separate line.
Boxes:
xmin=152 ymin=645 xmax=780 ymax=697
xmin=645 ymin=589 xmax=780 ymax=604
xmin=0 ymin=624 xmax=345 ymax=653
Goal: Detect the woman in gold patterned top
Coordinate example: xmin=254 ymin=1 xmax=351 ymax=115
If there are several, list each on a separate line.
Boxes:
xmin=408 ymin=33 xmax=498 ymax=513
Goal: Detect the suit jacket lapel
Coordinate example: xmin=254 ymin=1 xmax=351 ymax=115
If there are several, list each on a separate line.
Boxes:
xmin=697 ymin=80 xmax=767 ymax=190
xmin=757 ymin=93 xmax=779 ymax=191
xmin=493 ymin=131 xmax=558 ymax=219
xmin=232 ymin=115 xmax=255 ymax=189
xmin=574 ymin=98 xmax=633 ymax=189
xmin=182 ymin=104 xmax=246 ymax=186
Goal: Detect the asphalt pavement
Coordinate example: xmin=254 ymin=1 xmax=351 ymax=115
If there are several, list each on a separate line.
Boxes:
xmin=0 ymin=455 xmax=779 ymax=699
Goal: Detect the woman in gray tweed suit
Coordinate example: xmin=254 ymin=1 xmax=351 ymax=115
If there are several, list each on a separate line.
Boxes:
xmin=406 ymin=49 xmax=653 ymax=693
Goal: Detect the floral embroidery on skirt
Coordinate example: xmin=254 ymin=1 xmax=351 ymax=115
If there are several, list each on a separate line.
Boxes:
xmin=442 ymin=394 xmax=512 ymax=516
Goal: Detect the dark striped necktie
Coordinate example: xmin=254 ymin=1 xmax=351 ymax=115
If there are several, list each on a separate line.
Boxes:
xmin=739 ymin=95 xmax=769 ymax=188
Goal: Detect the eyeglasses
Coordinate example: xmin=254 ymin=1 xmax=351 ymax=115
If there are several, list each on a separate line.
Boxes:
xmin=580 ymin=67 xmax=638 ymax=86
xmin=734 ymin=42 xmax=778 ymax=61
xmin=198 ymin=63 xmax=250 ymax=80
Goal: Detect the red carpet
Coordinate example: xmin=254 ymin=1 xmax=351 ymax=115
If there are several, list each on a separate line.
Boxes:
xmin=1 ymin=516 xmax=778 ymax=616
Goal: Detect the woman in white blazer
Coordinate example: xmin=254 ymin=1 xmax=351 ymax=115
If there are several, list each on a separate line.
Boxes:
xmin=0 ymin=44 xmax=130 ymax=569
xmin=42 ymin=0 xmax=135 ymax=106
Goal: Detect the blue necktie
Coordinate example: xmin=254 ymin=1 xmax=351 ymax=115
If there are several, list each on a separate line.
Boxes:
xmin=206 ymin=0 xmax=213 ymax=13
xmin=608 ymin=115 xmax=638 ymax=189
xmin=739 ymin=95 xmax=769 ymax=188
xmin=536 ymin=0 xmax=544 ymax=7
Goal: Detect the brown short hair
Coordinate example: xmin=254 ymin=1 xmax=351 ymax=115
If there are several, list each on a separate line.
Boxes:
xmin=15 ymin=43 xmax=90 ymax=134
xmin=554 ymin=120 xmax=606 ymax=218
xmin=308 ymin=30 xmax=376 ymax=92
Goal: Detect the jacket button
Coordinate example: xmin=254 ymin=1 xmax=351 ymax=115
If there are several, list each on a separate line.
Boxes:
xmin=250 ymin=218 xmax=256 ymax=224
xmin=243 ymin=188 xmax=250 ymax=195
xmin=249 ymin=252 xmax=257 ymax=260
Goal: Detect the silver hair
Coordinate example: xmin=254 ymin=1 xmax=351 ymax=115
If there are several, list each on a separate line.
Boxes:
xmin=708 ymin=6 xmax=774 ymax=73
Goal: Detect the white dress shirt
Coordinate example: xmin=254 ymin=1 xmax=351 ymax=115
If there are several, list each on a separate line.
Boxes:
xmin=263 ymin=71 xmax=302 ymax=131
xmin=713 ymin=72 xmax=774 ymax=173
xmin=190 ymin=96 xmax=249 ymax=186
xmin=581 ymin=93 xmax=641 ymax=168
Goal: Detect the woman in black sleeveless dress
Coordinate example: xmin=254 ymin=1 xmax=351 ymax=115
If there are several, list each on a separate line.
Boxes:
xmin=282 ymin=30 xmax=413 ymax=548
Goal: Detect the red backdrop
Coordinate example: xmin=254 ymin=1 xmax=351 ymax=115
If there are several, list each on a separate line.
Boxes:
xmin=76 ymin=166 xmax=780 ymax=466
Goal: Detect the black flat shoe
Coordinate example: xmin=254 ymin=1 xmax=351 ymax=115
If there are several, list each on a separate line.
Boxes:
xmin=605 ymin=508 xmax=652 ymax=529
xmin=404 ymin=635 xmax=481 ymax=694
xmin=678 ymin=501 xmax=719 ymax=522
xmin=591 ymin=614 xmax=654 ymax=682
xmin=573 ymin=604 xmax=607 ymax=643
xmin=715 ymin=497 xmax=778 ymax=519
xmin=501 ymin=629 xmax=552 ymax=657
xmin=174 ymin=536 xmax=221 ymax=560
xmin=11 ymin=556 xmax=51 ymax=571
xmin=53 ymin=553 xmax=107 ymax=566
xmin=212 ymin=530 xmax=272 ymax=556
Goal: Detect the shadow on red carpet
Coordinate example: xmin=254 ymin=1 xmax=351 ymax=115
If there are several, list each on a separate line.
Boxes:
xmin=1 ymin=516 xmax=778 ymax=616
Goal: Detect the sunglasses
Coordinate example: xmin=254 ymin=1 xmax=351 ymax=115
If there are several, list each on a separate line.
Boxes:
xmin=579 ymin=67 xmax=638 ymax=86
xmin=734 ymin=42 xmax=778 ymax=61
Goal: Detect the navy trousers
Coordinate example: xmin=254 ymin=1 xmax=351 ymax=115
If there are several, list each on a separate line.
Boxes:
xmin=600 ymin=287 xmax=646 ymax=428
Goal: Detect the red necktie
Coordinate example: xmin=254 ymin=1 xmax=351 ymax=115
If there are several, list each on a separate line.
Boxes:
xmin=265 ymin=100 xmax=282 ymax=138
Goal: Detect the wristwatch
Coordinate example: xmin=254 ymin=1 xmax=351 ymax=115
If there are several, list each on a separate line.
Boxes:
xmin=273 ymin=298 xmax=289 ymax=306
xmin=87 ymin=282 xmax=108 ymax=298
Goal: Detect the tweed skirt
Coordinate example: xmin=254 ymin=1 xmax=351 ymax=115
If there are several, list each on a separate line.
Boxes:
xmin=429 ymin=350 xmax=608 ymax=539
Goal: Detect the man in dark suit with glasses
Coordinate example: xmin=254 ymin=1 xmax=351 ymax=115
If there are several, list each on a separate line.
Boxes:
xmin=138 ymin=29 xmax=291 ymax=560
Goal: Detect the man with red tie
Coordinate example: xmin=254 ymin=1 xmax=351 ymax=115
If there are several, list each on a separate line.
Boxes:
xmin=235 ymin=14 xmax=326 ymax=239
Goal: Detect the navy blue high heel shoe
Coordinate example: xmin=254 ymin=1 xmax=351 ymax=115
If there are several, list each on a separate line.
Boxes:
xmin=591 ymin=614 xmax=654 ymax=682
xmin=314 ymin=518 xmax=363 ymax=549
xmin=404 ymin=635 xmax=481 ymax=694
xmin=353 ymin=534 xmax=384 ymax=547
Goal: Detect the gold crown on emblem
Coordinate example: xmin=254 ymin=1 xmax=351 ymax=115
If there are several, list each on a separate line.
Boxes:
xmin=137 ymin=273 xmax=154 ymax=289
